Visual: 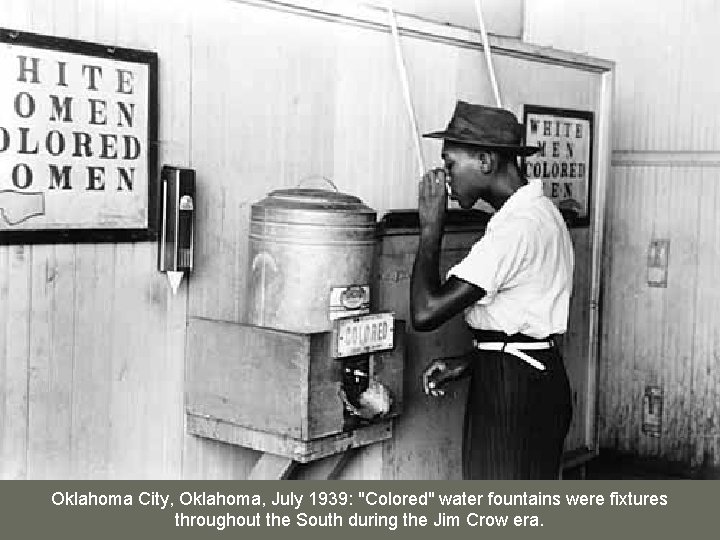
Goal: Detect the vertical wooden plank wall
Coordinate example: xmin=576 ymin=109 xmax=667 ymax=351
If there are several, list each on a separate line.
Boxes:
xmin=526 ymin=0 xmax=720 ymax=469
xmin=0 ymin=0 xmax=607 ymax=478
xmin=0 ymin=0 xmax=191 ymax=478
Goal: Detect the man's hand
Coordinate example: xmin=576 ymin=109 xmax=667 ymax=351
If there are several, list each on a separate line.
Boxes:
xmin=418 ymin=168 xmax=448 ymax=235
xmin=422 ymin=355 xmax=471 ymax=397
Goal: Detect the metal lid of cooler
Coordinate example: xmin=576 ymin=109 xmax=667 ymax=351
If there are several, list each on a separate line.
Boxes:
xmin=253 ymin=188 xmax=375 ymax=214
xmin=250 ymin=187 xmax=377 ymax=232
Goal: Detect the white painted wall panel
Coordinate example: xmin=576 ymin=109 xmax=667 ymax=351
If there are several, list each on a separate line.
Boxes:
xmin=527 ymin=0 xmax=720 ymax=468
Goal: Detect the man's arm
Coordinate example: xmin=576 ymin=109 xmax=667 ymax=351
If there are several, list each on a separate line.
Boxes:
xmin=410 ymin=231 xmax=485 ymax=331
xmin=410 ymin=169 xmax=485 ymax=332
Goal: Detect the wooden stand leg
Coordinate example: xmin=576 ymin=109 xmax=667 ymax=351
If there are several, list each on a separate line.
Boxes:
xmin=248 ymin=448 xmax=360 ymax=480
xmin=248 ymin=453 xmax=297 ymax=480
xmin=295 ymin=447 xmax=360 ymax=480
xmin=325 ymin=447 xmax=359 ymax=479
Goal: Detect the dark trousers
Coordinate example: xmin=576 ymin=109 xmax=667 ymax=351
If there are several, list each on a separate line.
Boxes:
xmin=462 ymin=337 xmax=573 ymax=480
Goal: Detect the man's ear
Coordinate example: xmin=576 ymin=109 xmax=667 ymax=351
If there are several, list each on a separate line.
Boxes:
xmin=477 ymin=151 xmax=495 ymax=174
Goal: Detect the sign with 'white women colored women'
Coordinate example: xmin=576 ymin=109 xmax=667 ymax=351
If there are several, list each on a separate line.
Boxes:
xmin=0 ymin=29 xmax=157 ymax=242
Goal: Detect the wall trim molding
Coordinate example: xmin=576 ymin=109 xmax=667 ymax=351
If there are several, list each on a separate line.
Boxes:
xmin=612 ymin=150 xmax=720 ymax=167
xmin=229 ymin=0 xmax=614 ymax=73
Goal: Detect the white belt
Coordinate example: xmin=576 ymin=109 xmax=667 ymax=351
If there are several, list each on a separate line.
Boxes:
xmin=472 ymin=340 xmax=552 ymax=371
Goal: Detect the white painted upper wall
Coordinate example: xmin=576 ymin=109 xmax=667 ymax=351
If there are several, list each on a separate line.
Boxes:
xmin=357 ymin=0 xmax=524 ymax=37
xmin=524 ymin=0 xmax=720 ymax=152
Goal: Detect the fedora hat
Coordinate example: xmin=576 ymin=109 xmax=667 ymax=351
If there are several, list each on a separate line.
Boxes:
xmin=423 ymin=101 xmax=540 ymax=156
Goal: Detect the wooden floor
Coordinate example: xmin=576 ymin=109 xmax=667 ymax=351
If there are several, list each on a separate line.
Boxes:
xmin=565 ymin=451 xmax=720 ymax=480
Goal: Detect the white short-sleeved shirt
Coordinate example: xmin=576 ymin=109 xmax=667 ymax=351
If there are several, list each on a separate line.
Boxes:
xmin=447 ymin=179 xmax=574 ymax=338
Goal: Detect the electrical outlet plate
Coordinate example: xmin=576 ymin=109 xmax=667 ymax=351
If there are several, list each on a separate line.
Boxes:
xmin=642 ymin=385 xmax=663 ymax=436
xmin=647 ymin=239 xmax=669 ymax=288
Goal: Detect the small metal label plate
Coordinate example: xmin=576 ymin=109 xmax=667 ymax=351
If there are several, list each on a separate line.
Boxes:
xmin=329 ymin=285 xmax=371 ymax=320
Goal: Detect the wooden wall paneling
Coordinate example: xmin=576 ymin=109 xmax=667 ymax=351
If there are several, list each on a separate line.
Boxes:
xmin=599 ymin=167 xmax=640 ymax=454
xmin=332 ymin=24 xmax=409 ymax=214
xmin=396 ymin=37 xmax=460 ymax=195
xmin=0 ymin=0 xmax=49 ymax=482
xmin=55 ymin=0 xmax=116 ymax=481
xmin=703 ymin=166 xmax=720 ymax=464
xmin=275 ymin=20 xmax=337 ymax=191
xmin=564 ymin=228 xmax=591 ymax=451
xmin=609 ymin=164 xmax=707 ymax=465
xmin=104 ymin=0 xmax=187 ymax=478
xmin=184 ymin=8 xmax=233 ymax=323
xmin=5 ymin=0 xmax=30 ymax=29
xmin=0 ymin=246 xmax=31 ymax=478
xmin=71 ymin=0 xmax=101 ymax=42
xmin=607 ymin=167 xmax=630 ymax=455
xmin=26 ymin=245 xmax=76 ymax=479
xmin=692 ymin=166 xmax=720 ymax=467
xmin=9 ymin=0 xmax=71 ymax=481
xmin=155 ymin=4 xmax=193 ymax=482
xmin=105 ymin=243 xmax=183 ymax=478
xmin=162 ymin=275 xmax=190 ymax=480
xmin=0 ymin=247 xmax=10 ymax=477
xmin=633 ymin=167 xmax=664 ymax=459
xmin=331 ymin=24 xmax=463 ymax=215
xmin=182 ymin=439 xmax=257 ymax=481
xmin=184 ymin=1 xmax=282 ymax=477
xmin=597 ymin=167 xmax=617 ymax=447
xmin=500 ymin=57 xmax=598 ymax=118
xmin=124 ymin=0 xmax=189 ymax=478
xmin=8 ymin=0 xmax=192 ymax=479
xmin=662 ymin=167 xmax=700 ymax=464
xmin=135 ymin=289 xmax=187 ymax=481
xmin=455 ymin=38 xmax=501 ymax=108
xmin=107 ymin=243 xmax=147 ymax=478
xmin=0 ymin=248 xmax=9 ymax=477
xmin=596 ymin=166 xmax=614 ymax=449
xmin=415 ymin=40 xmax=461 ymax=172
xmin=617 ymin=169 xmax=646 ymax=455
xmin=622 ymin=168 xmax=646 ymax=457
xmin=26 ymin=0 xmax=54 ymax=34
xmin=644 ymin=167 xmax=675 ymax=460
xmin=69 ymin=244 xmax=115 ymax=478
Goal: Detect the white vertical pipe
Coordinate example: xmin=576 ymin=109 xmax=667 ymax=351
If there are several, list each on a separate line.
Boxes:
xmin=473 ymin=0 xmax=503 ymax=109
xmin=385 ymin=2 xmax=426 ymax=177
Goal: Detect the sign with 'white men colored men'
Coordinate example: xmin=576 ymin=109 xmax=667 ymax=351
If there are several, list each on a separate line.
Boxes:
xmin=523 ymin=105 xmax=594 ymax=228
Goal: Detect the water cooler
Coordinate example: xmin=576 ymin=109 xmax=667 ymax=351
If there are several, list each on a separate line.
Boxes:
xmin=184 ymin=184 xmax=405 ymax=475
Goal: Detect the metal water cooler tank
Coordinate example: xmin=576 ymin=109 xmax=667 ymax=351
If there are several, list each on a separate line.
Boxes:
xmin=247 ymin=184 xmax=377 ymax=333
